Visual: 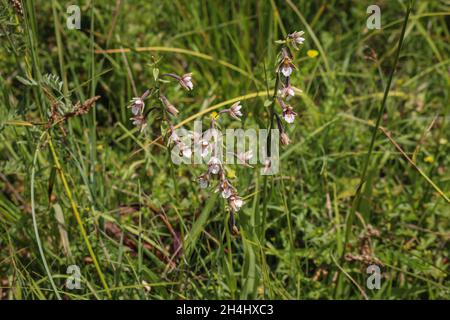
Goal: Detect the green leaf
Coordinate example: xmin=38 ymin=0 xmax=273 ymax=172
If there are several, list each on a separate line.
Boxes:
xmin=153 ymin=68 xmax=159 ymax=81
xmin=16 ymin=75 xmax=37 ymax=86
xmin=184 ymin=193 xmax=218 ymax=258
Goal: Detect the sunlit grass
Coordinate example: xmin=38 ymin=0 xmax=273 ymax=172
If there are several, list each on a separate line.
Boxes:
xmin=0 ymin=0 xmax=449 ymax=300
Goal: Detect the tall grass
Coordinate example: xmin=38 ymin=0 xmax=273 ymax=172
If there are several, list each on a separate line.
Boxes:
xmin=0 ymin=0 xmax=449 ymax=300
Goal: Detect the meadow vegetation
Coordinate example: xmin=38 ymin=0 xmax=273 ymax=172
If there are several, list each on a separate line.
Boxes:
xmin=0 ymin=0 xmax=449 ymax=299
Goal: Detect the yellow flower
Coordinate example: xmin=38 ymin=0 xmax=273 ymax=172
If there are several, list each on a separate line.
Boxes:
xmin=424 ymin=156 xmax=434 ymax=163
xmin=226 ymin=169 xmax=236 ymax=179
xmin=210 ymin=111 xmax=219 ymax=120
xmin=307 ymin=49 xmax=319 ymax=58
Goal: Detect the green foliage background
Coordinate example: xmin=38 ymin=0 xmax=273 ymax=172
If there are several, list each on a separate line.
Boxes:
xmin=0 ymin=0 xmax=449 ymax=299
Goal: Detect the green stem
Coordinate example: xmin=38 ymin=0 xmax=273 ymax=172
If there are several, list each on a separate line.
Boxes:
xmin=336 ymin=0 xmax=413 ymax=298
xmin=260 ymin=72 xmax=280 ymax=240
xmin=48 ymin=137 xmax=112 ymax=299
xmin=31 ymin=132 xmax=62 ymax=300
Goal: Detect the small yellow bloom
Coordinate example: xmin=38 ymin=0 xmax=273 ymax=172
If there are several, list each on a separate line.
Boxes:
xmin=210 ymin=111 xmax=219 ymax=120
xmin=307 ymin=49 xmax=319 ymax=58
xmin=424 ymin=156 xmax=434 ymax=163
xmin=226 ymin=169 xmax=236 ymax=179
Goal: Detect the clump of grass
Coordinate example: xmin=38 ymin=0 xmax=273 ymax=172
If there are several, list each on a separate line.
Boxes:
xmin=0 ymin=0 xmax=449 ymax=300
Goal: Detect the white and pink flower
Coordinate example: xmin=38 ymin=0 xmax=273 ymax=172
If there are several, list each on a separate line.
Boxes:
xmin=287 ymin=31 xmax=305 ymax=49
xmin=208 ymin=156 xmax=221 ymax=174
xmin=229 ymin=195 xmax=244 ymax=212
xmin=278 ymin=84 xmax=295 ymax=99
xmin=179 ymin=73 xmax=194 ymax=91
xmin=282 ymin=105 xmax=297 ymax=124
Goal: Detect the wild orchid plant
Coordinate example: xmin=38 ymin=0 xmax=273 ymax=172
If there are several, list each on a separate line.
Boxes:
xmin=274 ymin=30 xmax=305 ymax=146
xmin=128 ymin=69 xmax=193 ymax=133
xmin=259 ymin=30 xmax=305 ymax=176
xmin=196 ymin=100 xmax=247 ymax=233
xmin=128 ymin=30 xmax=305 ymax=233
xmin=128 ymin=63 xmax=246 ymax=232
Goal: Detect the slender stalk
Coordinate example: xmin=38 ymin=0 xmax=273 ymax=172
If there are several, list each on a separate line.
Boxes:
xmin=89 ymin=0 xmax=97 ymax=202
xmin=260 ymin=72 xmax=280 ymax=240
xmin=31 ymin=132 xmax=62 ymax=300
xmin=336 ymin=0 xmax=413 ymax=298
xmin=225 ymin=213 xmax=236 ymax=299
xmin=48 ymin=137 xmax=112 ymax=299
xmin=95 ymin=46 xmax=261 ymax=85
